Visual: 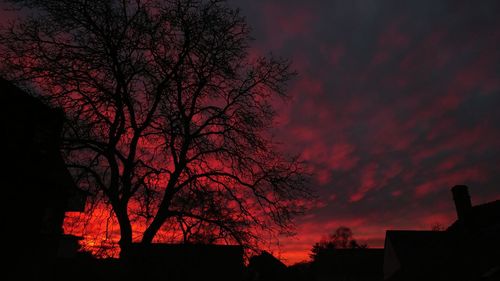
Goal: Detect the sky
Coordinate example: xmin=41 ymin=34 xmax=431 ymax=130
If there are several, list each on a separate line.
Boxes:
xmin=228 ymin=0 xmax=500 ymax=264
xmin=3 ymin=0 xmax=500 ymax=265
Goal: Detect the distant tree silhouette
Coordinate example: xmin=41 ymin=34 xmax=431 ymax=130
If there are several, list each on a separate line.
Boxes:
xmin=0 ymin=0 xmax=312 ymax=257
xmin=431 ymin=222 xmax=445 ymax=231
xmin=310 ymin=226 xmax=367 ymax=261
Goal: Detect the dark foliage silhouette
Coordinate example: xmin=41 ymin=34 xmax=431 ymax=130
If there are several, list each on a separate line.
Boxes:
xmin=310 ymin=226 xmax=367 ymax=261
xmin=309 ymin=227 xmax=381 ymax=281
xmin=0 ymin=0 xmax=312 ymax=257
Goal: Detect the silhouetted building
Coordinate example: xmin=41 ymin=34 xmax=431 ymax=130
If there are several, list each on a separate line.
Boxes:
xmin=1 ymin=78 xmax=86 ymax=280
xmin=447 ymin=185 xmax=500 ymax=235
xmin=49 ymin=243 xmax=245 ymax=281
xmin=312 ymin=248 xmax=384 ymax=281
xmin=286 ymin=261 xmax=313 ymax=281
xmin=383 ymin=230 xmax=453 ymax=280
xmin=124 ymin=243 xmax=244 ymax=281
xmin=247 ymin=251 xmax=288 ymax=281
xmin=384 ymin=185 xmax=500 ymax=281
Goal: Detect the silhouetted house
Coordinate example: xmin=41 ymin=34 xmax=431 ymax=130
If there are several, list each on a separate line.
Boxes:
xmin=124 ymin=243 xmax=244 ymax=281
xmin=312 ymin=248 xmax=384 ymax=281
xmin=447 ymin=185 xmax=500 ymax=235
xmin=383 ymin=185 xmax=500 ymax=281
xmin=1 ymin=78 xmax=86 ymax=280
xmin=286 ymin=261 xmax=313 ymax=281
xmin=247 ymin=251 xmax=288 ymax=281
xmin=383 ymin=230 xmax=454 ymax=280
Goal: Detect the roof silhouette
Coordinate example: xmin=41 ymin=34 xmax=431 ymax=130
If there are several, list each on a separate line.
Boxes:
xmin=123 ymin=243 xmax=244 ymax=281
xmin=448 ymin=199 xmax=500 ymax=233
xmin=384 ymin=186 xmax=500 ymax=281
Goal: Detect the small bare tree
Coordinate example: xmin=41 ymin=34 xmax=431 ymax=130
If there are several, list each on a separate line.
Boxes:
xmin=0 ymin=0 xmax=312 ymax=257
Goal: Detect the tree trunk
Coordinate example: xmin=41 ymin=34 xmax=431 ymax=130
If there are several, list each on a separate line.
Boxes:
xmin=141 ymin=214 xmax=165 ymax=244
xmin=142 ymin=182 xmax=178 ymax=244
xmin=114 ymin=205 xmax=133 ymax=259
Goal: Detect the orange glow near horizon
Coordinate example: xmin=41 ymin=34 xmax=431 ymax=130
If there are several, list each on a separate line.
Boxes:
xmin=63 ymin=201 xmax=460 ymax=266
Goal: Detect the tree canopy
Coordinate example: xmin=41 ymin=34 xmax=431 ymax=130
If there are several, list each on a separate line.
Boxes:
xmin=0 ymin=0 xmax=312 ymax=256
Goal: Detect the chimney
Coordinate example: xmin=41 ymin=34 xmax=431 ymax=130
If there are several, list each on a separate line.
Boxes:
xmin=451 ymin=185 xmax=472 ymax=221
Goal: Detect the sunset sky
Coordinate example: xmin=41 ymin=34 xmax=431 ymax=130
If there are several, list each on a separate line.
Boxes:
xmin=3 ymin=0 xmax=500 ymax=265
xmin=229 ymin=0 xmax=500 ymax=264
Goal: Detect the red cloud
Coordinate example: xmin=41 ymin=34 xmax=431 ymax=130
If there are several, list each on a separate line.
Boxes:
xmin=350 ymin=163 xmax=378 ymax=202
xmin=414 ymin=167 xmax=488 ymax=198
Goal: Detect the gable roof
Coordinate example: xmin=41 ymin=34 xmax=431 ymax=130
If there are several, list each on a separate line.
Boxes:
xmin=249 ymin=250 xmax=287 ymax=271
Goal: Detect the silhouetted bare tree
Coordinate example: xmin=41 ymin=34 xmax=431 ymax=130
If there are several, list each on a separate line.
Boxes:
xmin=310 ymin=226 xmax=367 ymax=261
xmin=0 ymin=0 xmax=311 ymax=257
